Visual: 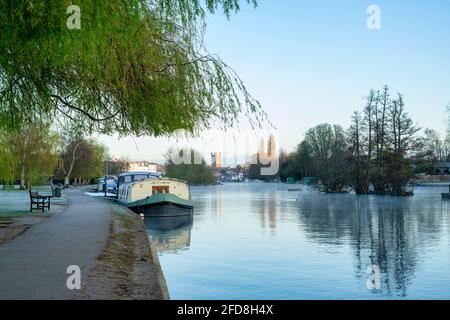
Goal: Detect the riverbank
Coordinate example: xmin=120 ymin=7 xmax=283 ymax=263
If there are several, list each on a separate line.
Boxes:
xmin=75 ymin=200 xmax=169 ymax=300
xmin=0 ymin=189 xmax=168 ymax=300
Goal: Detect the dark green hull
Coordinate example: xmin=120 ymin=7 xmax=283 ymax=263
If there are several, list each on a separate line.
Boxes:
xmin=126 ymin=193 xmax=193 ymax=217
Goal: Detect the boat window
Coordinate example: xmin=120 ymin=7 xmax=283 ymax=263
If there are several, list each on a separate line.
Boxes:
xmin=133 ymin=174 xmax=148 ymax=182
xmin=152 ymin=186 xmax=169 ymax=194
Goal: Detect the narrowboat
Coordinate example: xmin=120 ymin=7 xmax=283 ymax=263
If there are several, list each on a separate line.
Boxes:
xmin=117 ymin=172 xmax=194 ymax=217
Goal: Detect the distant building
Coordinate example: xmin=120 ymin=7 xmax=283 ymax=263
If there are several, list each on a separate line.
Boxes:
xmin=211 ymin=152 xmax=222 ymax=169
xmin=257 ymin=134 xmax=277 ymax=163
xmin=128 ymin=161 xmax=158 ymax=173
xmin=215 ymin=167 xmax=244 ymax=182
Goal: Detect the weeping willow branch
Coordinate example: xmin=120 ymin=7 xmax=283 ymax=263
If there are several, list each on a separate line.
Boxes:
xmin=0 ymin=0 xmax=265 ymax=135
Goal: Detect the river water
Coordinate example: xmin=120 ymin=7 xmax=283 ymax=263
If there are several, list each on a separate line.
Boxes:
xmin=145 ymin=183 xmax=450 ymax=299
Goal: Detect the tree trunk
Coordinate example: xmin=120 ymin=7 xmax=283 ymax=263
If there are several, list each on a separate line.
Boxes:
xmin=19 ymin=130 xmax=30 ymax=190
xmin=20 ymin=164 xmax=26 ymax=190
xmin=64 ymin=142 xmax=81 ymax=188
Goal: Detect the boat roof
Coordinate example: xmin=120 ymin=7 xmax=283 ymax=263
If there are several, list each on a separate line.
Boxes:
xmin=118 ymin=171 xmax=161 ymax=177
xmin=97 ymin=175 xmax=117 ymax=180
xmin=130 ymin=177 xmax=190 ymax=185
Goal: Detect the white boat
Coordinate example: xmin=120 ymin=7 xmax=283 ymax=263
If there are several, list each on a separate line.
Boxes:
xmin=117 ymin=171 xmax=193 ymax=217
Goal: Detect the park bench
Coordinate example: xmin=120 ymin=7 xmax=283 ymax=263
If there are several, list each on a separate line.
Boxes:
xmin=29 ymin=190 xmax=52 ymax=213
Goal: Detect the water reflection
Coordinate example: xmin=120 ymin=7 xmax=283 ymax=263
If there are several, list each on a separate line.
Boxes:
xmin=145 ymin=215 xmax=193 ymax=253
xmin=296 ymin=191 xmax=448 ymax=297
xmin=257 ymin=193 xmax=278 ymax=235
xmin=150 ymin=184 xmax=450 ymax=299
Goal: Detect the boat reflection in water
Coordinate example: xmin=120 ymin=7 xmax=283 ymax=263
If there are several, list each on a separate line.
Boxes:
xmin=144 ymin=215 xmax=194 ymax=253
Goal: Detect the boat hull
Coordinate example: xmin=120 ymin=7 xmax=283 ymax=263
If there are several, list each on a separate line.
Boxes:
xmin=442 ymin=193 xmax=450 ymax=200
xmin=129 ymin=202 xmax=193 ymax=217
xmin=126 ymin=193 xmax=193 ymax=217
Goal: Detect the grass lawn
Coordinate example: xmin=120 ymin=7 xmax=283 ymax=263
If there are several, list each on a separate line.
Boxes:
xmin=0 ymin=211 xmax=48 ymax=221
xmin=0 ymin=186 xmax=55 ymax=217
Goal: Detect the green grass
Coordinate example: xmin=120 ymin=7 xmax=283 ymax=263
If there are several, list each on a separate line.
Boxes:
xmin=0 ymin=188 xmax=22 ymax=193
xmin=0 ymin=185 xmax=52 ymax=193
xmin=105 ymin=199 xmax=133 ymax=218
xmin=0 ymin=211 xmax=49 ymax=221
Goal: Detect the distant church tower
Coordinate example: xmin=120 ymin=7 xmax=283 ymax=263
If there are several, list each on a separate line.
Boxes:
xmin=257 ymin=134 xmax=277 ymax=162
xmin=211 ymin=152 xmax=222 ymax=169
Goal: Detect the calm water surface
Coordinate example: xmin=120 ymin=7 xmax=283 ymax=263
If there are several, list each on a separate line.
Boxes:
xmin=145 ymin=183 xmax=450 ymax=299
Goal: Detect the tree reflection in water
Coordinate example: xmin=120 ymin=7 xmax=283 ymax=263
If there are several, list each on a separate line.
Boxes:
xmin=296 ymin=192 xmax=448 ymax=297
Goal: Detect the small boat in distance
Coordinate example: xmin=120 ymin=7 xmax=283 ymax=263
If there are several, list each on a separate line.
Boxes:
xmin=117 ymin=171 xmax=194 ymax=217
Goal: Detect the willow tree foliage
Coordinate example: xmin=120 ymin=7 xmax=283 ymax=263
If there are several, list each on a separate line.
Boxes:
xmin=3 ymin=121 xmax=59 ymax=188
xmin=0 ymin=138 xmax=17 ymax=184
xmin=0 ymin=0 xmax=264 ymax=135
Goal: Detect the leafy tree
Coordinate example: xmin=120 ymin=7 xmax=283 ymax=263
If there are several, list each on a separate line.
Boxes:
xmin=57 ymin=135 xmax=106 ymax=186
xmin=279 ymin=155 xmax=300 ymax=182
xmin=0 ymin=134 xmax=17 ymax=185
xmin=105 ymin=157 xmax=130 ymax=176
xmin=295 ymin=140 xmax=314 ymax=180
xmin=57 ymin=135 xmax=83 ymax=187
xmin=303 ymin=124 xmax=348 ymax=193
xmin=164 ymin=148 xmax=215 ymax=185
xmin=0 ymin=0 xmax=264 ymax=135
xmin=71 ymin=139 xmax=106 ymax=184
xmin=5 ymin=121 xmax=58 ymax=188
xmin=246 ymin=160 xmax=278 ymax=181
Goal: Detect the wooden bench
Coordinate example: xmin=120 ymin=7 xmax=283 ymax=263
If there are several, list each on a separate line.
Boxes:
xmin=29 ymin=190 xmax=52 ymax=213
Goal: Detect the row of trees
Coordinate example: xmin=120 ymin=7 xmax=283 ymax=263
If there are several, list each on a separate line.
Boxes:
xmin=0 ymin=1 xmax=263 ymax=189
xmin=0 ymin=122 xmax=106 ymax=189
xmin=282 ymin=87 xmax=450 ymax=196
xmin=164 ymin=149 xmax=216 ymax=185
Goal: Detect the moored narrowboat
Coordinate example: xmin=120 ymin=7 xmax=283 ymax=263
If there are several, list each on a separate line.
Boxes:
xmin=117 ymin=172 xmax=193 ymax=217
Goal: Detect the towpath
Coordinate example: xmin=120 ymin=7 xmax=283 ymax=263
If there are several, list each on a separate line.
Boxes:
xmin=0 ymin=189 xmax=110 ymax=299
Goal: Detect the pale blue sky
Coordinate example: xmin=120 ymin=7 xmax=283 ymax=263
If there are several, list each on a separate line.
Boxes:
xmin=99 ymin=0 xmax=450 ymax=163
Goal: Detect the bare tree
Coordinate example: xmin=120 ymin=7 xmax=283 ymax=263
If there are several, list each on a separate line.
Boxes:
xmin=347 ymin=111 xmax=369 ymax=194
xmin=372 ymin=86 xmax=390 ymax=194
xmin=386 ymin=94 xmax=421 ymax=196
xmin=59 ymin=139 xmax=82 ymax=188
